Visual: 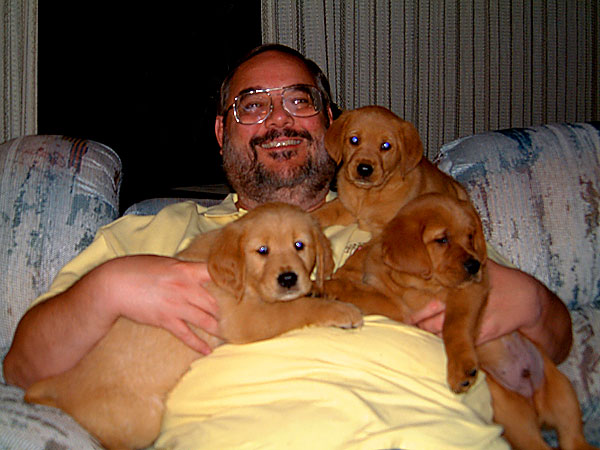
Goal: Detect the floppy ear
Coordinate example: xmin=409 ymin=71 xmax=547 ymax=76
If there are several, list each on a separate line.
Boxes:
xmin=470 ymin=205 xmax=488 ymax=263
xmin=207 ymin=224 xmax=246 ymax=297
xmin=381 ymin=215 xmax=433 ymax=279
xmin=397 ymin=120 xmax=424 ymax=176
xmin=177 ymin=229 xmax=222 ymax=262
xmin=324 ymin=110 xmax=351 ymax=164
xmin=313 ymin=226 xmax=335 ymax=290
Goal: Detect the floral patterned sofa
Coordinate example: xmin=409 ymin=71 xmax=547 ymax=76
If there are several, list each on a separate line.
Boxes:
xmin=0 ymin=123 xmax=598 ymax=448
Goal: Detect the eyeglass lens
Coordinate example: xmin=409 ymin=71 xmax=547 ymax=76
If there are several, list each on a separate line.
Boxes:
xmin=235 ymin=86 xmax=321 ymax=124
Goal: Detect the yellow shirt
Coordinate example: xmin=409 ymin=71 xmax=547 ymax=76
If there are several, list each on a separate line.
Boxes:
xmin=32 ymin=194 xmax=509 ymax=450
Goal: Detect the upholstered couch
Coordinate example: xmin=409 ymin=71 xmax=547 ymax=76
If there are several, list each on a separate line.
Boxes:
xmin=0 ymin=123 xmax=598 ymax=448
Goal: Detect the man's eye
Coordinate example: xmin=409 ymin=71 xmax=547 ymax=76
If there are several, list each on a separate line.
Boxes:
xmin=257 ymin=245 xmax=269 ymax=255
xmin=350 ymin=136 xmax=359 ymax=145
xmin=241 ymin=101 xmax=264 ymax=112
xmin=291 ymin=96 xmax=310 ymax=105
xmin=295 ymin=241 xmax=305 ymax=251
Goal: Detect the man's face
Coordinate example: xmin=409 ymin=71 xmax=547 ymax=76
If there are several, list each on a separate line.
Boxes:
xmin=215 ymin=51 xmax=335 ymax=208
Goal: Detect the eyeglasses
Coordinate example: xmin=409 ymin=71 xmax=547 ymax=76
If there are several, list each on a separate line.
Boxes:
xmin=227 ymin=84 xmax=324 ymax=125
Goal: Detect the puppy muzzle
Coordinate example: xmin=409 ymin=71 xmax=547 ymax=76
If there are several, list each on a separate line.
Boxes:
xmin=278 ymin=271 xmax=298 ymax=289
xmin=463 ymin=258 xmax=481 ymax=276
xmin=356 ymin=163 xmax=374 ymax=178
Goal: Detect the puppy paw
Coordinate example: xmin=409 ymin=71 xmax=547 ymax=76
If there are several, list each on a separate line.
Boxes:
xmin=319 ymin=300 xmax=364 ymax=329
xmin=447 ymin=356 xmax=479 ymax=393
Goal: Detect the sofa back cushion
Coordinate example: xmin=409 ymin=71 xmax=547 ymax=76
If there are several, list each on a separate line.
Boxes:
xmin=0 ymin=135 xmax=121 ymax=374
xmin=437 ymin=122 xmax=600 ymax=309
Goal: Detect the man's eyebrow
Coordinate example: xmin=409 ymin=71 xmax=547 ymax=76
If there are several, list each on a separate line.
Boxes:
xmin=236 ymin=86 xmax=264 ymax=96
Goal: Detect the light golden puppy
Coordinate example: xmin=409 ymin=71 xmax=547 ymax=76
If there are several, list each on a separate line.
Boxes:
xmin=312 ymin=105 xmax=468 ymax=234
xmin=325 ymin=193 xmax=595 ymax=450
xmin=25 ymin=202 xmax=363 ymax=450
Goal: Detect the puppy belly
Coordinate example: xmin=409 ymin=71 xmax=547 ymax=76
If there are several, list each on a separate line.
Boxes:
xmin=477 ymin=332 xmax=545 ymax=398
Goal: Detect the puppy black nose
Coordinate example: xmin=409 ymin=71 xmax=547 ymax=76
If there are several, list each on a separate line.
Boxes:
xmin=464 ymin=258 xmax=481 ymax=275
xmin=356 ymin=163 xmax=374 ymax=178
xmin=278 ymin=271 xmax=298 ymax=289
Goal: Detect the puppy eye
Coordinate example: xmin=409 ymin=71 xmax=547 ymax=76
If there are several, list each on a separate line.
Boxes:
xmin=381 ymin=142 xmax=391 ymax=151
xmin=294 ymin=241 xmax=305 ymax=251
xmin=257 ymin=245 xmax=269 ymax=255
xmin=350 ymin=136 xmax=359 ymax=145
xmin=435 ymin=236 xmax=449 ymax=244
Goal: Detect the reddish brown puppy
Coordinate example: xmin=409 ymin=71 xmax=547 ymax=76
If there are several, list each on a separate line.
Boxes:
xmin=325 ymin=193 xmax=595 ymax=450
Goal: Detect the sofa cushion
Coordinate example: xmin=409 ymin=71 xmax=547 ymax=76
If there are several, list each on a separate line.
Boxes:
xmin=436 ymin=122 xmax=600 ymax=310
xmin=0 ymin=135 xmax=121 ymax=378
xmin=0 ymin=384 xmax=103 ymax=449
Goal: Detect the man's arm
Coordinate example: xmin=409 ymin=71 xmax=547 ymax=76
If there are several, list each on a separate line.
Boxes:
xmin=481 ymin=260 xmax=572 ymax=364
xmin=3 ymin=255 xmax=219 ymax=389
xmin=408 ymin=260 xmax=573 ymax=364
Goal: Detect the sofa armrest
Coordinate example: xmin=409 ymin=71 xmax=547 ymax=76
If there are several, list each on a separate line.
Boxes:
xmin=436 ymin=122 xmax=600 ymax=310
xmin=0 ymin=135 xmax=122 ymax=379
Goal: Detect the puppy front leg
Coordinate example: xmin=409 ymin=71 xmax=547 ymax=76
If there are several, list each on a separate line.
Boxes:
xmin=443 ymin=282 xmax=488 ymax=393
xmin=311 ymin=198 xmax=356 ymax=228
xmin=324 ymin=279 xmax=404 ymax=321
xmin=221 ymin=296 xmax=364 ymax=344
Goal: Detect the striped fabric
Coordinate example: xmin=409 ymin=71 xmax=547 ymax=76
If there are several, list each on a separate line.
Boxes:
xmin=0 ymin=0 xmax=38 ymax=143
xmin=261 ymin=0 xmax=599 ymax=159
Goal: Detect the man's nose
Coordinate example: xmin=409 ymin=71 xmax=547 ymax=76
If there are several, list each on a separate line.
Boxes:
xmin=264 ymin=97 xmax=293 ymax=127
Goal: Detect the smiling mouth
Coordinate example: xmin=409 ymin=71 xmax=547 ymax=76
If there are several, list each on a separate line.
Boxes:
xmin=260 ymin=139 xmax=303 ymax=149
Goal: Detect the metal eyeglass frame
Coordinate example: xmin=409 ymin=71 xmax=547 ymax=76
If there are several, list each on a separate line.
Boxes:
xmin=226 ymin=84 xmax=324 ymax=125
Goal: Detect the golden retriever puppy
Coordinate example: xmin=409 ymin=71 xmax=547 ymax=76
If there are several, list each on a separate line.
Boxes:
xmin=25 ymin=202 xmax=363 ymax=450
xmin=312 ymin=105 xmax=468 ymax=234
xmin=325 ymin=193 xmax=595 ymax=450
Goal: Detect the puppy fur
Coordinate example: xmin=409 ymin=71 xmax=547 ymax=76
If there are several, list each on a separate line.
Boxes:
xmin=312 ymin=105 xmax=468 ymax=234
xmin=25 ymin=202 xmax=363 ymax=450
xmin=324 ymin=193 xmax=596 ymax=450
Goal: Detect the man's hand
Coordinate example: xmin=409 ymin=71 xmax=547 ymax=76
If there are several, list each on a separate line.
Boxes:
xmin=96 ymin=255 xmax=220 ymax=354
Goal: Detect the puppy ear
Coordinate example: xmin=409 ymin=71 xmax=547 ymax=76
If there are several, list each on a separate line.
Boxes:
xmin=381 ymin=215 xmax=433 ymax=279
xmin=313 ymin=225 xmax=335 ymax=290
xmin=470 ymin=204 xmax=488 ymax=263
xmin=324 ymin=110 xmax=350 ymax=164
xmin=207 ymin=224 xmax=245 ymax=296
xmin=398 ymin=120 xmax=424 ymax=176
xmin=177 ymin=229 xmax=221 ymax=262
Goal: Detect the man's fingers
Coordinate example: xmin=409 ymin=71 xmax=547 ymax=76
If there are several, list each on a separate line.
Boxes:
xmin=407 ymin=299 xmax=446 ymax=325
xmin=168 ymin=320 xmax=214 ymax=356
xmin=415 ymin=316 xmax=444 ymax=337
xmin=187 ymin=287 xmax=219 ymax=316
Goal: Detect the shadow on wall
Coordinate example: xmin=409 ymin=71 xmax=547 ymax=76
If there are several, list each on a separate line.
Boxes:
xmin=38 ymin=1 xmax=262 ymax=212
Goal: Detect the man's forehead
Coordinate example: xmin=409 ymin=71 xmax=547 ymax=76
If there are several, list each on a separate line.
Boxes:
xmin=229 ymin=52 xmax=316 ymax=98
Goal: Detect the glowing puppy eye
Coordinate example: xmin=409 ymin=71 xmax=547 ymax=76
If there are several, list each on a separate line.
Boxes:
xmin=381 ymin=142 xmax=391 ymax=151
xmin=257 ymin=245 xmax=269 ymax=255
xmin=435 ymin=236 xmax=449 ymax=244
xmin=295 ymin=241 xmax=305 ymax=251
xmin=350 ymin=136 xmax=359 ymax=145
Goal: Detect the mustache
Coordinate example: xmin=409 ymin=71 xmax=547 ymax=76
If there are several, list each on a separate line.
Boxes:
xmin=250 ymin=128 xmax=313 ymax=148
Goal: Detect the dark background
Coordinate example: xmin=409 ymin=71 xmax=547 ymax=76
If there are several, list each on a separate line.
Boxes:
xmin=38 ymin=2 xmax=262 ymax=212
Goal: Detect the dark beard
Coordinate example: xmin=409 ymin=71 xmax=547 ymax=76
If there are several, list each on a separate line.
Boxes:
xmin=221 ymin=128 xmax=336 ymax=205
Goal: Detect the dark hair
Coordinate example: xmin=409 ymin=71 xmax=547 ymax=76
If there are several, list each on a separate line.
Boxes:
xmin=218 ymin=43 xmax=338 ymax=120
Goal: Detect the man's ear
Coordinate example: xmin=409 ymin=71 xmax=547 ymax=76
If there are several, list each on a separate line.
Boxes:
xmin=215 ymin=115 xmax=225 ymax=152
xmin=326 ymin=105 xmax=334 ymax=128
